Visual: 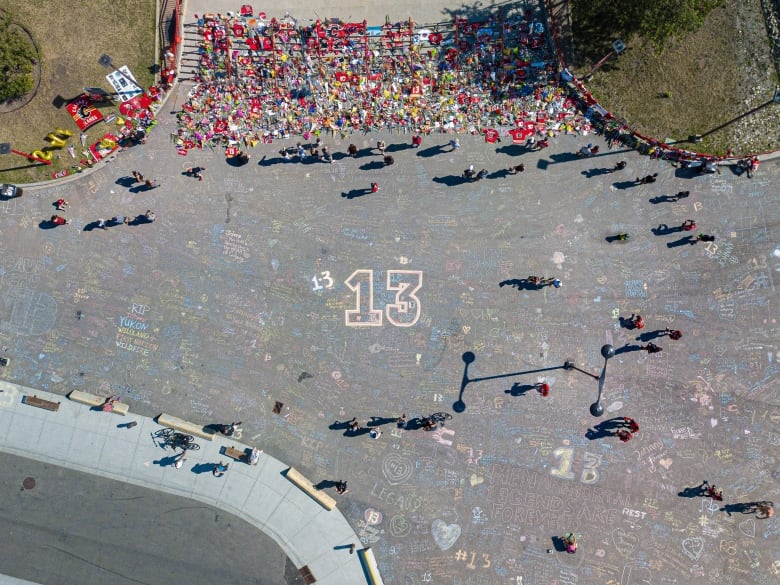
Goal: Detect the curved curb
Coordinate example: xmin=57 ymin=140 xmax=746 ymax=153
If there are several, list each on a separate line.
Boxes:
xmin=0 ymin=381 xmax=371 ymax=585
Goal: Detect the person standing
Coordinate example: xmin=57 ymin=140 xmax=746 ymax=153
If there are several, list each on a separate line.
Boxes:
xmin=371 ymin=182 xmax=380 ymax=193
xmin=213 ymin=461 xmax=229 ymax=477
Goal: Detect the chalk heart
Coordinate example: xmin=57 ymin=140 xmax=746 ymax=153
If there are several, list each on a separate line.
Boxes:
xmin=431 ymin=519 xmax=461 ymax=551
xmin=611 ymin=528 xmax=638 ymax=555
xmin=462 ymin=326 xmax=471 ymax=334
xmin=739 ymin=518 xmax=756 ymax=538
xmin=470 ymin=473 xmax=484 ymax=487
xmin=682 ymin=536 xmax=703 ymax=561
xmin=658 ymin=458 xmax=673 ymax=470
xmin=597 ymin=276 xmax=608 ymax=285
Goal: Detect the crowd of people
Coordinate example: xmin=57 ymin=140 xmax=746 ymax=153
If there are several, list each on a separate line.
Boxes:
xmin=174 ymin=5 xmax=601 ymax=152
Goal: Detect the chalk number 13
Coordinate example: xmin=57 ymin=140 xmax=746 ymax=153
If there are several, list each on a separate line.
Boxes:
xmin=344 ymin=269 xmax=422 ymax=327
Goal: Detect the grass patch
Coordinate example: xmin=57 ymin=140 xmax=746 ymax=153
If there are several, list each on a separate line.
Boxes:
xmin=0 ymin=0 xmax=156 ymax=184
xmin=567 ymin=0 xmax=780 ymax=155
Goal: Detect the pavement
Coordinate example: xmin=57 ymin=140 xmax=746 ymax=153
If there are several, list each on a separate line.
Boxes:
xmin=0 ymin=382 xmax=363 ymax=585
xmin=0 ymin=450 xmax=299 ymax=585
xmin=1 ymin=1 xmax=780 ymax=585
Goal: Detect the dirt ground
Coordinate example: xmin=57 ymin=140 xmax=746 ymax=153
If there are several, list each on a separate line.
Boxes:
xmin=561 ymin=0 xmax=780 ymax=156
xmin=0 ymin=1 xmax=155 ymax=184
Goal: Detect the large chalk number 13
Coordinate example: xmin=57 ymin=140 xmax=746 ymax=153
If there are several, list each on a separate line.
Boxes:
xmin=344 ymin=269 xmax=422 ymax=327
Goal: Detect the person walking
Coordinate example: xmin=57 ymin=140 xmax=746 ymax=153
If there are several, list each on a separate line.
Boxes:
xmin=449 ymin=138 xmax=460 ymax=150
xmin=396 ymin=414 xmax=407 ymax=429
xmin=642 ymin=342 xmax=663 ymax=354
xmin=336 ymin=480 xmax=349 ymax=494
xmin=174 ymin=450 xmax=188 ymax=469
xmin=144 ymin=210 xmax=156 ymax=223
xmin=537 ymin=382 xmax=550 ymax=397
xmin=631 ymin=314 xmax=645 ymax=330
xmin=369 ymin=428 xmax=382 ymax=439
xmin=51 ymin=215 xmax=70 ymax=226
xmin=213 ymin=461 xmax=229 ymax=477
xmin=55 ymin=198 xmax=70 ymax=211
xmin=617 ymin=429 xmax=633 ymax=442
xmin=563 ymin=533 xmax=577 ymax=553
xmin=371 ymin=182 xmax=380 ymax=193
xmin=608 ymin=161 xmax=627 ymax=173
xmin=665 ymin=328 xmax=682 ymax=340
xmin=682 ymin=219 xmax=697 ymax=231
xmin=348 ymin=418 xmax=361 ymax=431
xmin=348 ymin=144 xmax=358 ymax=157
xmin=696 ymin=234 xmax=715 ymax=242
xmin=377 ymin=140 xmax=386 ymax=155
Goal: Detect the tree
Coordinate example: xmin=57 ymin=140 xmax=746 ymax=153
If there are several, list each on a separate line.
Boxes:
xmin=0 ymin=15 xmax=38 ymax=102
xmin=571 ymin=0 xmax=724 ymax=56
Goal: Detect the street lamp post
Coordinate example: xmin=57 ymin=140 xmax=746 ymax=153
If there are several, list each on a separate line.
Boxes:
xmin=590 ymin=344 xmax=615 ymax=417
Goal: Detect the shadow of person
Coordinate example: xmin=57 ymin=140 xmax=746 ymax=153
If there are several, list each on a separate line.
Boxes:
xmin=342 ymin=188 xmax=372 ymax=199
xmin=154 ymin=454 xmax=181 ymax=467
xmin=405 ymin=417 xmax=425 ymax=431
xmin=550 ymin=535 xmax=569 ymax=552
xmin=612 ymin=180 xmax=636 ymax=190
xmin=720 ymin=503 xmax=756 ymax=516
xmin=128 ymin=215 xmax=153 ymax=226
xmin=116 ymin=176 xmax=137 ymax=188
xmin=488 ymin=169 xmax=510 ymax=179
xmin=505 ymin=382 xmax=535 ymax=396
xmin=586 ymin=418 xmax=624 ymax=440
xmin=415 ymin=145 xmax=445 ymax=158
xmin=499 ymin=278 xmax=541 ymax=291
xmin=495 ymin=144 xmax=527 ymax=156
xmin=386 ymin=143 xmax=414 ymax=153
xmin=314 ymin=479 xmax=339 ymax=490
xmin=359 ymin=161 xmax=385 ymax=171
xmin=38 ymin=220 xmax=58 ymax=230
xmin=582 ymin=167 xmax=611 ymax=178
xmin=649 ymin=195 xmax=677 ymax=204
xmin=637 ymin=330 xmax=664 ymax=342
xmin=433 ymin=175 xmax=470 ymax=186
xmin=614 ymin=343 xmax=642 ymax=355
xmin=344 ymin=427 xmax=371 ymax=437
xmin=678 ymin=482 xmax=708 ymax=498
xmin=191 ymin=463 xmax=216 ymax=474
xmin=667 ymin=235 xmax=696 ymax=248
xmin=367 ymin=416 xmax=397 ymax=427
xmin=651 ymin=224 xmax=678 ymax=236
xmin=618 ymin=316 xmax=635 ymax=330
xmin=329 ymin=419 xmax=353 ymax=430
xmin=82 ymin=221 xmax=103 ymax=231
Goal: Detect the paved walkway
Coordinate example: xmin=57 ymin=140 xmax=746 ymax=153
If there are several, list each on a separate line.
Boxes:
xmin=0 ymin=381 xmax=366 ymax=585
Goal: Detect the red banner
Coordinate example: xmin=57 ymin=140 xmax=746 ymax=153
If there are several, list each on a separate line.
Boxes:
xmin=67 ymin=95 xmax=104 ymax=130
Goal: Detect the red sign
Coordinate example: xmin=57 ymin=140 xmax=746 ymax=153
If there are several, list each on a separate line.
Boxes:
xmin=67 ymin=95 xmax=104 ymax=130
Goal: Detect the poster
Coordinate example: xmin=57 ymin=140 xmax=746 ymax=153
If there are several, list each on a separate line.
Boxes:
xmin=66 ymin=95 xmax=104 ymax=130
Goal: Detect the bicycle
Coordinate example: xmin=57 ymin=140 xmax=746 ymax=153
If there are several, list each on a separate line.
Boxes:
xmin=154 ymin=428 xmax=200 ymax=451
xmin=428 ymin=412 xmax=452 ymax=425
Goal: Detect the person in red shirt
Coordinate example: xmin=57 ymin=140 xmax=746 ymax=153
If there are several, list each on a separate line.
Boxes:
xmin=666 ymin=329 xmax=682 ymax=340
xmin=623 ymin=417 xmax=639 ymax=433
xmin=55 ymin=198 xmax=69 ymax=211
xmin=371 ymin=182 xmax=379 ymax=193
xmin=618 ymin=430 xmax=633 ymax=442
xmin=682 ymin=219 xmax=697 ymax=231
xmin=632 ymin=314 xmax=645 ymax=330
xmin=537 ymin=382 xmax=550 ymax=397
xmin=50 ymin=215 xmax=69 ymax=226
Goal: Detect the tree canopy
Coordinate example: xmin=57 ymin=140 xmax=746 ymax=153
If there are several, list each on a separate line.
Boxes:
xmin=572 ymin=0 xmax=725 ymax=59
xmin=0 ymin=14 xmax=38 ymax=102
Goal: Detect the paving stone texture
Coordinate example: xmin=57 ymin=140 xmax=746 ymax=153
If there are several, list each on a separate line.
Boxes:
xmin=1 ymin=0 xmax=779 ymax=584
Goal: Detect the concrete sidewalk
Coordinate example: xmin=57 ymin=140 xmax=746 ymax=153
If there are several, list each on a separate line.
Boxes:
xmin=0 ymin=381 xmax=367 ymax=585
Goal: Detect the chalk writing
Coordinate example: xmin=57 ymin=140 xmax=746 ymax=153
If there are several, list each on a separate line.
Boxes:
xmin=344 ymin=269 xmax=423 ymax=327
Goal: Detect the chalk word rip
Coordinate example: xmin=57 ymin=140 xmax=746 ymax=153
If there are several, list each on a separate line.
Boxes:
xmin=344 ymin=269 xmax=422 ymax=327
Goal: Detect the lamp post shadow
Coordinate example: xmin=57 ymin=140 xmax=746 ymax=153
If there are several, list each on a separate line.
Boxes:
xmin=455 ymin=348 xmax=613 ymax=416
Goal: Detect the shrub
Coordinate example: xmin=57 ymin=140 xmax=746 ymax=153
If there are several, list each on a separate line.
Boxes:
xmin=0 ymin=15 xmax=37 ymax=102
